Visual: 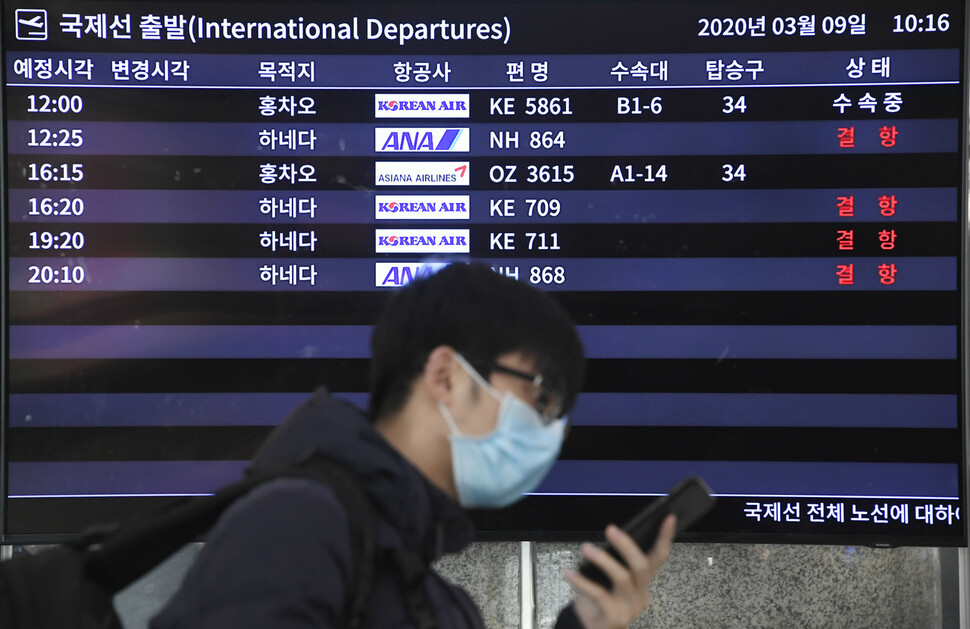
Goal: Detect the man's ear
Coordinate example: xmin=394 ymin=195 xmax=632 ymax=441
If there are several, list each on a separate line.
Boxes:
xmin=422 ymin=345 xmax=457 ymax=404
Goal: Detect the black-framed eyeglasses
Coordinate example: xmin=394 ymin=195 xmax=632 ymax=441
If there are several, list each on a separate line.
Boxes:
xmin=487 ymin=363 xmax=564 ymax=423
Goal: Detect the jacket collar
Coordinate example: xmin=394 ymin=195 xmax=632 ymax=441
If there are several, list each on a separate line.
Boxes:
xmin=249 ymin=389 xmax=475 ymax=561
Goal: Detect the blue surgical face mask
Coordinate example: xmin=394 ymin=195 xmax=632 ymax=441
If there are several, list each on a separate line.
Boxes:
xmin=438 ymin=353 xmax=566 ymax=508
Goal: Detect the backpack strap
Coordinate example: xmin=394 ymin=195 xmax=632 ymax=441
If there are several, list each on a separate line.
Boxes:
xmin=83 ymin=451 xmax=434 ymax=629
xmin=384 ymin=547 xmax=437 ymax=629
xmin=83 ymin=453 xmax=380 ymax=627
xmin=299 ymin=458 xmax=437 ymax=629
xmin=281 ymin=456 xmax=437 ymax=629
xmin=84 ymin=462 xmax=311 ymax=591
xmin=289 ymin=455 xmax=379 ymax=629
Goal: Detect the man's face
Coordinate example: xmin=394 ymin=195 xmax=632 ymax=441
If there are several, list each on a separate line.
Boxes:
xmin=449 ymin=351 xmax=545 ymax=436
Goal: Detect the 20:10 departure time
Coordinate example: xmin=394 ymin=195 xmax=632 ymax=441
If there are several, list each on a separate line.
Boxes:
xmin=27 ymin=264 xmax=85 ymax=284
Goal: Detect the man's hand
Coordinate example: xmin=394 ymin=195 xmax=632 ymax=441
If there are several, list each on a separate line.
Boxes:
xmin=564 ymin=514 xmax=675 ymax=629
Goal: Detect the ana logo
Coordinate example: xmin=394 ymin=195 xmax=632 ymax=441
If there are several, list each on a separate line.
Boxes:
xmin=375 ymin=262 xmax=449 ymax=287
xmin=375 ymin=128 xmax=469 ymax=152
xmin=375 ymin=195 xmax=470 ymax=220
xmin=375 ymin=94 xmax=470 ymax=119
xmin=375 ymin=229 xmax=470 ymax=253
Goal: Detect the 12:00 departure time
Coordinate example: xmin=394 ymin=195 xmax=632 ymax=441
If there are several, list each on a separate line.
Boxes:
xmin=26 ymin=94 xmax=83 ymax=114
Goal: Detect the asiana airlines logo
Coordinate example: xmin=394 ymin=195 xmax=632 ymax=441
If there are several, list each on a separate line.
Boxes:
xmin=375 ymin=161 xmax=469 ymax=186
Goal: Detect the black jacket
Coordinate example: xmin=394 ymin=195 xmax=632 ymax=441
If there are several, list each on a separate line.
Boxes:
xmin=151 ymin=390 xmax=583 ymax=628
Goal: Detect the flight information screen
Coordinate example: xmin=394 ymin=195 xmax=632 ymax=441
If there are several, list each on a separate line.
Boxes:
xmin=2 ymin=0 xmax=967 ymax=545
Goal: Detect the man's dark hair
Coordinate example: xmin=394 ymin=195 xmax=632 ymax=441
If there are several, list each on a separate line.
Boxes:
xmin=369 ymin=263 xmax=585 ymax=420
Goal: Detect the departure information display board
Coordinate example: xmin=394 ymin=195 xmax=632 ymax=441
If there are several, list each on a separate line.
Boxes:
xmin=2 ymin=0 xmax=967 ymax=545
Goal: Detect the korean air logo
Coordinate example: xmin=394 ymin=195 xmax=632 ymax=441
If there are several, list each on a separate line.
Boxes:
xmin=376 ymin=229 xmax=470 ymax=253
xmin=375 ymin=128 xmax=469 ymax=153
xmin=375 ymin=94 xmax=470 ymax=118
xmin=375 ymin=262 xmax=449 ymax=287
xmin=375 ymin=195 xmax=470 ymax=220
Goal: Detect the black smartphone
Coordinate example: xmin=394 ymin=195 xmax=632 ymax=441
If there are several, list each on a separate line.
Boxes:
xmin=577 ymin=476 xmax=715 ymax=589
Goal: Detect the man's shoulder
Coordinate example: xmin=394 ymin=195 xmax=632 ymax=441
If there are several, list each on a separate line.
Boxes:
xmin=205 ymin=476 xmax=353 ymax=552
xmin=149 ymin=478 xmax=363 ymax=629
xmin=249 ymin=389 xmax=376 ymax=473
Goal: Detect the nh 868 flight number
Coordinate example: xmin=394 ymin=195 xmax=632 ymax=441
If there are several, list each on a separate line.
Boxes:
xmin=494 ymin=265 xmax=566 ymax=285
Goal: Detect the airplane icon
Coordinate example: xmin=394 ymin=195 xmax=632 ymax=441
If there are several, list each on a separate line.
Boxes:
xmin=15 ymin=9 xmax=48 ymax=40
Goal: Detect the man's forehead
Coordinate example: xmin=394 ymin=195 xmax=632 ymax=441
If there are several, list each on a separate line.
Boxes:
xmin=493 ymin=351 xmax=540 ymax=374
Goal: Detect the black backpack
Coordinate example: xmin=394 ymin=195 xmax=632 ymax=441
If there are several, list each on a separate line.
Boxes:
xmin=0 ymin=453 xmax=434 ymax=629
